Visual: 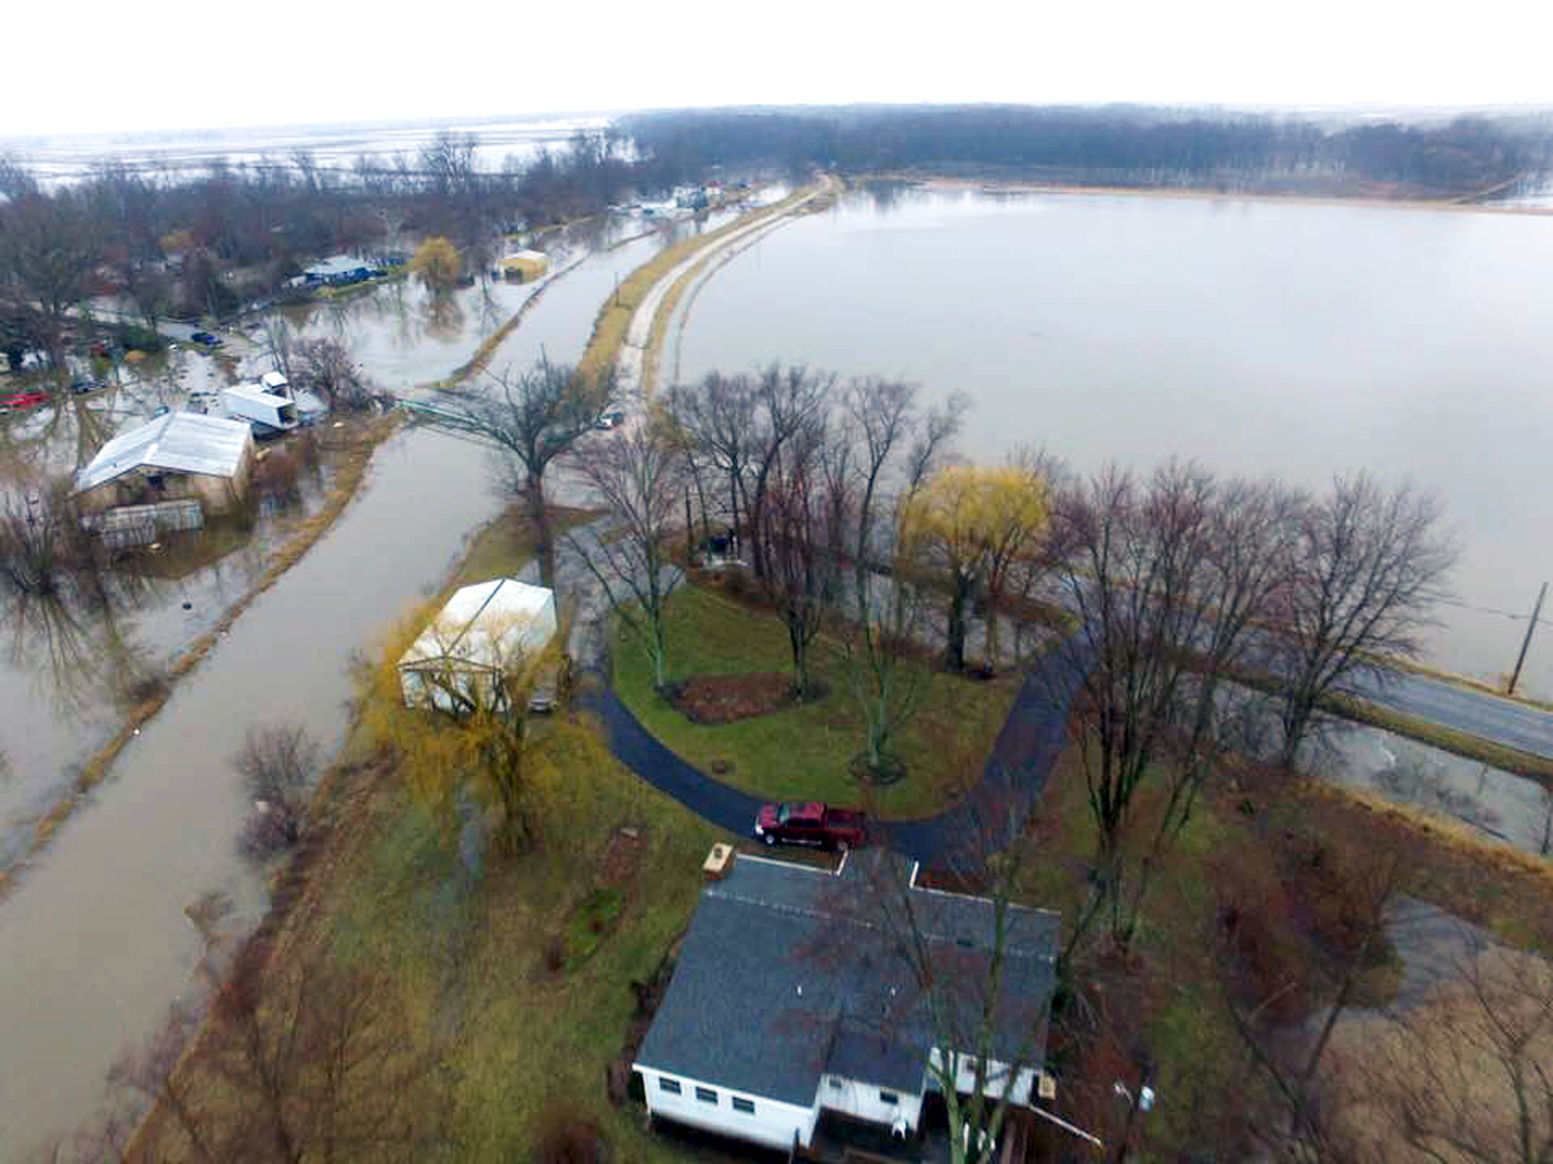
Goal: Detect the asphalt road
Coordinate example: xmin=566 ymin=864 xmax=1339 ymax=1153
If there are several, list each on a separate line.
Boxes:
xmin=1350 ymin=670 xmax=1553 ymax=760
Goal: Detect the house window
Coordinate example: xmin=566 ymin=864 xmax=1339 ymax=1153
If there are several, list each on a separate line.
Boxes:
xmin=696 ymin=1086 xmax=718 ymax=1105
xmin=879 ymin=1090 xmax=899 ymax=1105
xmin=732 ymin=1097 xmax=755 ymax=1114
xmin=827 ymin=1078 xmax=844 ymax=1091
xmin=658 ymin=1077 xmax=681 ymax=1095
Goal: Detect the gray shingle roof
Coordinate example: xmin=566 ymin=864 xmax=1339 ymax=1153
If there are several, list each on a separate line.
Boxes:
xmin=75 ymin=411 xmax=252 ymax=494
xmin=635 ymin=853 xmax=1059 ymax=1107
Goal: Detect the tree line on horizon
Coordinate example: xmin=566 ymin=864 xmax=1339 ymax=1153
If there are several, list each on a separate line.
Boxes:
xmin=625 ymin=103 xmax=1544 ymax=194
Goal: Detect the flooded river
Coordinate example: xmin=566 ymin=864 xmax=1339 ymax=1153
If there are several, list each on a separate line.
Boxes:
xmin=0 ymin=216 xmax=692 ymax=1153
xmin=670 ymin=184 xmax=1553 ymax=698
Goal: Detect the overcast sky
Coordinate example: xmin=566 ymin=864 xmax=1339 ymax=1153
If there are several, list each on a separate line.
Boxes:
xmin=6 ymin=0 xmax=1553 ymax=138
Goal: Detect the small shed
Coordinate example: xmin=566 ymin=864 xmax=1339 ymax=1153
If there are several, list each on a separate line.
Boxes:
xmin=499 ymin=249 xmax=549 ymax=283
xmin=260 ymin=370 xmax=290 ymax=395
xmin=74 ymin=411 xmax=254 ymax=515
xmin=398 ymin=578 xmax=558 ymax=713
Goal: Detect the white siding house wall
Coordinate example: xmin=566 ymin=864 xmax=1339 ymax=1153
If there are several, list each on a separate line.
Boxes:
xmin=928 ymin=1050 xmax=1036 ymax=1107
xmin=819 ymin=1072 xmax=924 ymax=1132
xmin=637 ymin=1068 xmax=818 ymax=1151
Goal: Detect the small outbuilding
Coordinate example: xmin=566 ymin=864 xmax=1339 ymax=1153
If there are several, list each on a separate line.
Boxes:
xmin=398 ymin=578 xmax=558 ymax=713
xmin=499 ymin=249 xmax=549 ymax=283
xmin=73 ymin=411 xmax=254 ymax=515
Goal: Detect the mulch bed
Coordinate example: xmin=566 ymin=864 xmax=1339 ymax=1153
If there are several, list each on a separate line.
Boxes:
xmin=668 ymin=672 xmax=800 ymax=725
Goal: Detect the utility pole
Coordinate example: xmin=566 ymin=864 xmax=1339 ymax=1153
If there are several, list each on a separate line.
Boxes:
xmin=1508 ymin=581 xmax=1548 ymax=696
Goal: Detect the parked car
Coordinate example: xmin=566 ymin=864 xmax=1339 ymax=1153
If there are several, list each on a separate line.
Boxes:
xmin=70 ymin=376 xmax=101 ymax=395
xmin=0 ymin=390 xmax=50 ymax=413
xmin=754 ymin=802 xmax=868 ymax=850
xmin=594 ymin=410 xmax=626 ymax=430
xmin=190 ymin=331 xmax=223 ymax=348
xmin=527 ymin=655 xmax=572 ymax=713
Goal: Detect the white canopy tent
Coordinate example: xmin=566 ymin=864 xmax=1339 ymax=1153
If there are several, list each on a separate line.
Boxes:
xmin=397 ymin=578 xmax=558 ymax=713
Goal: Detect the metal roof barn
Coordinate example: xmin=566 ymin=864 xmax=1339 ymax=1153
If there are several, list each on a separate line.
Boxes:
xmin=74 ymin=411 xmax=253 ymax=494
xmin=398 ymin=578 xmax=558 ymax=713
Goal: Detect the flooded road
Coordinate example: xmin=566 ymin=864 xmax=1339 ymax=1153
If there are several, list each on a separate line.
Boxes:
xmin=672 ymin=185 xmax=1553 ymax=698
xmin=0 ymin=217 xmax=683 ymax=1153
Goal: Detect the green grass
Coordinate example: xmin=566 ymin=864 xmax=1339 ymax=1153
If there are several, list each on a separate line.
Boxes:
xmin=565 ymin=887 xmax=626 ymax=972
xmin=612 ymin=584 xmax=1020 ymax=819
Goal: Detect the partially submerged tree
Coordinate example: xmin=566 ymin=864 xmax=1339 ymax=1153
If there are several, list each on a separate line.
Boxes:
xmin=290 ymin=336 xmax=377 ymax=412
xmin=0 ymin=189 xmax=101 ymax=365
xmin=565 ymin=416 xmax=685 ymax=689
xmin=1272 ymin=473 xmax=1457 ymax=767
xmin=458 ymin=356 xmax=614 ymax=585
xmin=233 ymin=724 xmax=319 ymax=863
xmin=409 ymin=235 xmax=463 ymax=294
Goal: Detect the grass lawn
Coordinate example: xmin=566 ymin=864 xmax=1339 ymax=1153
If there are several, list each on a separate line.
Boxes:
xmin=320 ymin=738 xmax=725 ymax=1160
xmin=612 ymin=583 xmax=1020 ymax=819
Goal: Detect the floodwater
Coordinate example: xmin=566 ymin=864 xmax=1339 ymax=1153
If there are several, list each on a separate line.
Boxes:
xmin=670 ymin=185 xmax=1553 ymax=698
xmin=1312 ymin=722 xmax=1552 ymax=856
xmin=0 ymin=220 xmax=683 ymax=1156
xmin=3 ymin=114 xmax=607 ymax=189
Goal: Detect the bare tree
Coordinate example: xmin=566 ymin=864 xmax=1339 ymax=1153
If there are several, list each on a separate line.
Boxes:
xmin=665 ymin=371 xmax=759 ymax=556
xmin=113 ymin=938 xmax=449 ymax=1162
xmin=457 ymin=357 xmax=614 ymax=586
xmin=233 ymin=725 xmax=319 ymax=863
xmin=1222 ymin=850 xmax=1406 ymax=1164
xmin=565 ymin=416 xmax=685 ymax=689
xmin=0 ymin=190 xmax=101 ymax=367
xmin=1353 ymin=940 xmax=1553 ymax=1164
xmin=1052 ymin=463 xmax=1301 ymax=951
xmin=748 ymin=416 xmax=833 ymax=700
xmin=290 ymin=337 xmax=377 ymax=413
xmin=1273 ymin=473 xmax=1457 ymax=768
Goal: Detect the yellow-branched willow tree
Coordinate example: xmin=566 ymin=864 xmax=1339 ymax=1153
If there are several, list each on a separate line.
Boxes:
xmin=408 ymin=236 xmax=463 ymax=295
xmin=361 ymin=603 xmax=606 ymax=855
xmin=902 ymin=465 xmax=1050 ymax=673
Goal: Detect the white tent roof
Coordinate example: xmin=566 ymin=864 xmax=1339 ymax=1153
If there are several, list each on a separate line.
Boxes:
xmin=399 ymin=578 xmax=556 ymax=672
xmin=75 ymin=411 xmax=252 ymax=493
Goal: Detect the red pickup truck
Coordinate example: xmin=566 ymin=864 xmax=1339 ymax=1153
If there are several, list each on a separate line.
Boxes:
xmin=754 ymin=801 xmax=868 ymax=850
xmin=0 ymin=390 xmax=49 ymax=414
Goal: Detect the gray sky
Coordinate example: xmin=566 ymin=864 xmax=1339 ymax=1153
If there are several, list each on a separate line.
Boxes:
xmin=6 ymin=0 xmax=1553 ymax=137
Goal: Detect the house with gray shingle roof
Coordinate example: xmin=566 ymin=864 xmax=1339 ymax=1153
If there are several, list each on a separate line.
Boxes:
xmin=632 ymin=850 xmax=1060 ymax=1156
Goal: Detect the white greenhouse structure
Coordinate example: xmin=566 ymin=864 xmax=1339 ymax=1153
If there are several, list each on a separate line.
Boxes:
xmin=397 ymin=578 xmax=558 ymax=713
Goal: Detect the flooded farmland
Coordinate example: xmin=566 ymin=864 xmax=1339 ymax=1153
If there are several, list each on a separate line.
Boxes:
xmin=671 ymin=184 xmax=1553 ymax=698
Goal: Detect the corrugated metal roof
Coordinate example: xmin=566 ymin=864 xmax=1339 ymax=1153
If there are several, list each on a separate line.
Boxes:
xmin=75 ymin=411 xmax=253 ymax=493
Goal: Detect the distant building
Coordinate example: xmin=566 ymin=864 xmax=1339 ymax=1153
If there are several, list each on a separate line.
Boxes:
xmin=499 ymin=249 xmax=550 ymax=283
xmin=397 ymin=578 xmax=558 ymax=713
xmin=633 ymin=850 xmax=1060 ymax=1156
xmin=302 ymin=255 xmax=378 ymax=286
xmin=73 ymin=411 xmax=254 ymax=515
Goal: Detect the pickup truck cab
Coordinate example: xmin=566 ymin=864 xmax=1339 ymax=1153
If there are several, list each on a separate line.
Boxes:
xmin=754 ymin=801 xmax=867 ymax=850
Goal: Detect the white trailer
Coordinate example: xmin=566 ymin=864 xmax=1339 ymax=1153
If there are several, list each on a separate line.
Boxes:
xmin=222 ymin=384 xmax=298 ymax=435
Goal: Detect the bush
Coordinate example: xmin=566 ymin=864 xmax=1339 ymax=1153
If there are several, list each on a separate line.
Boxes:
xmin=533 ymin=1107 xmax=607 ymax=1164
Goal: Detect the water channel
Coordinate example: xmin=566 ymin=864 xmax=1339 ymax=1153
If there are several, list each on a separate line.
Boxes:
xmin=0 ymin=217 xmax=690 ymax=1154
xmin=670 ymin=183 xmax=1553 ymax=698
